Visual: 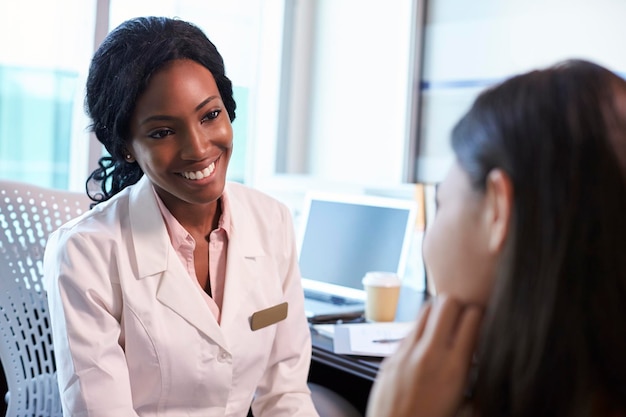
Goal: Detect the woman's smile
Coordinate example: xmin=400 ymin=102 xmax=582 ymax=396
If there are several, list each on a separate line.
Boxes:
xmin=180 ymin=160 xmax=217 ymax=181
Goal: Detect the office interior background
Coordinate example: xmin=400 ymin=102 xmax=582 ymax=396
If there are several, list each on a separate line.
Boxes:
xmin=2 ymin=0 xmax=626 ymax=293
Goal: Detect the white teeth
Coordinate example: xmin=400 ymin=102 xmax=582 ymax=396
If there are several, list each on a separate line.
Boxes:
xmin=182 ymin=162 xmax=215 ymax=180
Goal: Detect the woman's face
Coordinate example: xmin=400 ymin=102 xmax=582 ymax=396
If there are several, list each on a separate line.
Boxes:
xmin=422 ymin=162 xmax=499 ymax=306
xmin=128 ymin=59 xmax=233 ymax=212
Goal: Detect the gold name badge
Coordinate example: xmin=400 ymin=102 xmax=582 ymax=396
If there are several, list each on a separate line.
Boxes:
xmin=250 ymin=302 xmax=288 ymax=331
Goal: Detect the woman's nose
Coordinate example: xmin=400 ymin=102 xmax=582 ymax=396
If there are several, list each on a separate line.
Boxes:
xmin=180 ymin=126 xmax=209 ymax=160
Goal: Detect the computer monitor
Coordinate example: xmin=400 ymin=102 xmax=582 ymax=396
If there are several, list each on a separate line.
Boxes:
xmin=297 ymin=191 xmax=418 ymax=302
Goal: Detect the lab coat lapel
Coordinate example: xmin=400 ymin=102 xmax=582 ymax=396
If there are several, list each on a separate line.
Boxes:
xmin=220 ymin=185 xmax=268 ymax=327
xmin=128 ymin=177 xmax=226 ymax=348
xmin=156 ymin=266 xmax=226 ymax=348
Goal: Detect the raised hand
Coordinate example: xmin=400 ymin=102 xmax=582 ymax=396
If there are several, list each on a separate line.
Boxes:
xmin=365 ymin=295 xmax=482 ymax=417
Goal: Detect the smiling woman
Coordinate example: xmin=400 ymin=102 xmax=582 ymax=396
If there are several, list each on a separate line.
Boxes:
xmin=43 ymin=16 xmax=321 ymax=417
xmin=84 ymin=17 xmax=237 ymax=206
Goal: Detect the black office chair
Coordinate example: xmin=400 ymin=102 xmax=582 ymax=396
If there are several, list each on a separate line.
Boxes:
xmin=309 ymin=382 xmax=362 ymax=417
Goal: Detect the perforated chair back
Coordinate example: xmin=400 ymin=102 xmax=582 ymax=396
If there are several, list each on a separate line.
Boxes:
xmin=0 ymin=180 xmax=91 ymax=417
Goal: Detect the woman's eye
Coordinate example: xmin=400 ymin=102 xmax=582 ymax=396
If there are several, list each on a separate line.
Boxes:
xmin=201 ymin=109 xmax=221 ymax=123
xmin=148 ymin=129 xmax=173 ymax=139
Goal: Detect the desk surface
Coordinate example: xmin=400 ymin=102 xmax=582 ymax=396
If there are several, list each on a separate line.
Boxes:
xmin=309 ymin=287 xmax=429 ymax=382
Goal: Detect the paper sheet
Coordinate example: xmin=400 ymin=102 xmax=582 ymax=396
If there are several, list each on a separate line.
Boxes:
xmin=312 ymin=324 xmax=336 ymax=339
xmin=333 ymin=322 xmax=414 ymax=357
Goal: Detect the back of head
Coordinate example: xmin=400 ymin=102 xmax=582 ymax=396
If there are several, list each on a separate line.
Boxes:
xmin=452 ymin=59 xmax=626 ymax=416
xmin=85 ymin=16 xmax=237 ymax=204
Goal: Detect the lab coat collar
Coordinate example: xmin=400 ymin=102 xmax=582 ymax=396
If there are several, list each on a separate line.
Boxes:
xmin=127 ymin=176 xmax=227 ymax=347
xmin=128 ymin=176 xmax=170 ymax=278
xmin=219 ymin=183 xmax=269 ymax=327
xmin=223 ymin=182 xmax=268 ymax=257
xmin=126 ymin=178 xmax=269 ymax=271
xmin=126 ymin=178 xmax=277 ymax=347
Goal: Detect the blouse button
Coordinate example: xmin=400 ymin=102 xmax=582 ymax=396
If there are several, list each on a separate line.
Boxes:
xmin=218 ymin=350 xmax=230 ymax=363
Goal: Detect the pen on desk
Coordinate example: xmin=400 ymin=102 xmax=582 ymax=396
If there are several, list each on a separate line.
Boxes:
xmin=372 ymin=338 xmax=403 ymax=344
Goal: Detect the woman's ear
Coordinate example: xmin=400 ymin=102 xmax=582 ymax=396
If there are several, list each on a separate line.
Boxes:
xmin=483 ymin=169 xmax=513 ymax=253
xmin=124 ymin=150 xmax=136 ymax=163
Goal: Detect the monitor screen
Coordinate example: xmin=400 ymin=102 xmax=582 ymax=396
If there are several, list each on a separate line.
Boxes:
xmin=297 ymin=192 xmax=418 ymax=301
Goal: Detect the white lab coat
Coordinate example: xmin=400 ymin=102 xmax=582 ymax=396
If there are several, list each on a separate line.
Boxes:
xmin=43 ymin=176 xmax=319 ymax=417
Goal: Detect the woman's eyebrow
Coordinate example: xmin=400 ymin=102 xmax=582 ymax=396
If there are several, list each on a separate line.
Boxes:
xmin=139 ymin=95 xmax=221 ymax=126
xmin=139 ymin=114 xmax=176 ymax=125
xmin=195 ymin=95 xmax=219 ymax=112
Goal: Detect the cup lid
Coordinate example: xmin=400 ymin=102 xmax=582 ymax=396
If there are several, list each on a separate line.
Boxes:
xmin=362 ymin=271 xmax=402 ymax=287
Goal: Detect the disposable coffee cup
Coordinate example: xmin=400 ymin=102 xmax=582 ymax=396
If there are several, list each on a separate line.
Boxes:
xmin=362 ymin=271 xmax=402 ymax=322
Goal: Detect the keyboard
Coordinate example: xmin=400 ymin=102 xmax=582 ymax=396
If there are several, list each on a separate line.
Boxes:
xmin=303 ymin=289 xmax=363 ymax=306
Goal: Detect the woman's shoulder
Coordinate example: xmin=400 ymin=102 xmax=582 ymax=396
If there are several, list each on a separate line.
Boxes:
xmin=53 ymin=187 xmax=133 ymax=240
